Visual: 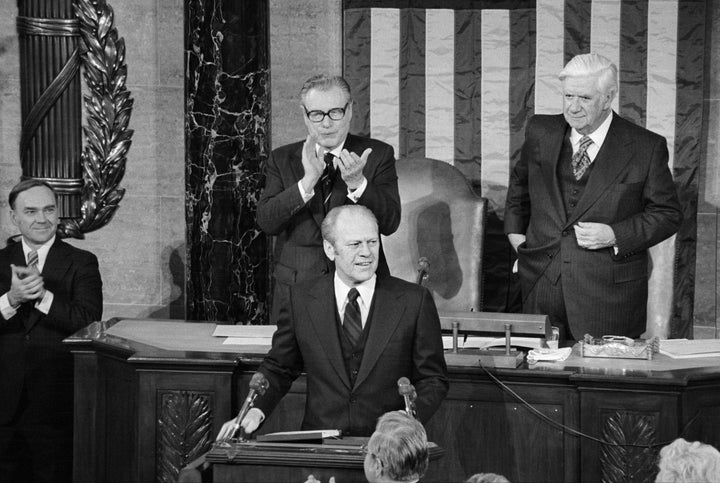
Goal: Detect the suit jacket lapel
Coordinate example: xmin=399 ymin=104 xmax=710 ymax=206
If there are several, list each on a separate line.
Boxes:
xmin=541 ymin=118 xmax=568 ymax=226
xmin=305 ymin=276 xmax=352 ymax=389
xmin=354 ymin=278 xmax=404 ymax=389
xmin=565 ymin=114 xmax=631 ymax=226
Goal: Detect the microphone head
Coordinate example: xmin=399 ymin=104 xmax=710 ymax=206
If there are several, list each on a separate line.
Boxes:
xmin=397 ymin=377 xmax=413 ymax=396
xmin=249 ymin=372 xmax=269 ymax=395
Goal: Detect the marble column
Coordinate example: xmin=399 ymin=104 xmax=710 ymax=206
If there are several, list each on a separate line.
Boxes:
xmin=185 ymin=0 xmax=270 ymax=324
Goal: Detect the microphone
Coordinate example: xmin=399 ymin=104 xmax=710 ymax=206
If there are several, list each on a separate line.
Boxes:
xmin=416 ymin=258 xmax=430 ymax=285
xmin=397 ymin=377 xmax=417 ymax=418
xmin=231 ymin=372 xmax=269 ymax=438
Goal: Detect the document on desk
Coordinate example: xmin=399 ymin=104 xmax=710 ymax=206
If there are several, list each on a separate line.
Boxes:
xmin=212 ymin=324 xmax=276 ymax=346
xmin=659 ymin=339 xmax=720 ymax=359
xmin=442 ymin=335 xmax=544 ymax=350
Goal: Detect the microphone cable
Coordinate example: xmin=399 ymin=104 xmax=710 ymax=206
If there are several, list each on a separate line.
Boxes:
xmin=478 ymin=362 xmax=701 ymax=449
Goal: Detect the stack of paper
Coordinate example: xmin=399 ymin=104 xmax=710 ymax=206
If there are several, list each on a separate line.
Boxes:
xmin=213 ymin=325 xmax=276 ymax=346
xmin=659 ymin=339 xmax=720 ymax=359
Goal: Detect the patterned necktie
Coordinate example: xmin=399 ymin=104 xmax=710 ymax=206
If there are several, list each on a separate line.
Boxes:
xmin=27 ymin=250 xmax=39 ymax=271
xmin=320 ymin=152 xmax=336 ymax=211
xmin=343 ymin=288 xmax=362 ymax=347
xmin=571 ymin=135 xmax=594 ymax=180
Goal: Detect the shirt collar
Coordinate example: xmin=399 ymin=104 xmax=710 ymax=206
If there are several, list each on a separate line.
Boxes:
xmin=571 ymin=110 xmax=613 ymax=149
xmin=21 ymin=235 xmax=55 ymax=269
xmin=316 ymin=139 xmax=346 ymax=161
xmin=334 ymin=273 xmax=376 ymax=309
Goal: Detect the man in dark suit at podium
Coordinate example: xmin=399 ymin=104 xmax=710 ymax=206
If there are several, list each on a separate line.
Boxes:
xmin=0 ymin=180 xmax=103 ymax=483
xmin=218 ymin=205 xmax=448 ymax=439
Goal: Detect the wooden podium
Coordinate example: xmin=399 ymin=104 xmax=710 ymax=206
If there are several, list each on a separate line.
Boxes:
xmin=205 ymin=438 xmax=444 ymax=483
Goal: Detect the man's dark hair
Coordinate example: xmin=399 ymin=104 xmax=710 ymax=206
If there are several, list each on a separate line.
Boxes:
xmin=9 ymin=179 xmax=57 ymax=210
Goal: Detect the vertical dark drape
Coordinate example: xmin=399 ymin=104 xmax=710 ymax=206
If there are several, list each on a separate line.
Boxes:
xmin=185 ymin=0 xmax=270 ymax=324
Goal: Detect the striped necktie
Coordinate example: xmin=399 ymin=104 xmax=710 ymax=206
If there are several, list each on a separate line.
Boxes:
xmin=571 ymin=135 xmax=594 ymax=180
xmin=343 ymin=288 xmax=362 ymax=347
xmin=27 ymin=250 xmax=39 ymax=271
xmin=320 ymin=152 xmax=336 ymax=211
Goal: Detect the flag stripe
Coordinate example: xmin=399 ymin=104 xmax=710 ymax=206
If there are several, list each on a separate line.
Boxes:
xmin=647 ymin=0 xmax=678 ymax=169
xmin=370 ymin=8 xmax=401 ymax=155
xmin=344 ymin=8 xmax=372 ymax=137
xmin=618 ymin=0 xmax=648 ymax=127
xmin=480 ymin=9 xmax=511 ymax=212
xmin=534 ymin=0 xmax=564 ymax=114
xmin=509 ymin=8 xmax=535 ymax=169
xmin=674 ymin=0 xmax=705 ymax=336
xmin=400 ymin=9 xmax=426 ymax=159
xmin=590 ymin=0 xmax=621 ymax=113
xmin=454 ymin=9 xmax=483 ymax=181
xmin=564 ymin=0 xmax=591 ymax=61
xmin=425 ymin=9 xmax=455 ymax=163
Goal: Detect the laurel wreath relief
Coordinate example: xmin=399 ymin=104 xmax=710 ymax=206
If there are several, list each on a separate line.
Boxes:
xmin=59 ymin=0 xmax=133 ymax=238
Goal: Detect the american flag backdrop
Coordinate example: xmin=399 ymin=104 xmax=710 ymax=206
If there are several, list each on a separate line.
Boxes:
xmin=342 ymin=0 xmax=705 ymax=337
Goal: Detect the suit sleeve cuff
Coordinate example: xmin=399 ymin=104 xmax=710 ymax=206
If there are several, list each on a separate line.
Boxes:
xmin=346 ymin=177 xmax=368 ymax=203
xmin=0 ymin=293 xmax=17 ymax=320
xmin=297 ymin=180 xmax=314 ymax=203
xmin=34 ymin=289 xmax=53 ymax=314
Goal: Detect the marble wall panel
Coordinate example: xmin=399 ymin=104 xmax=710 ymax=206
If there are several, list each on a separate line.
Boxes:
xmin=185 ymin=0 xmax=270 ymax=324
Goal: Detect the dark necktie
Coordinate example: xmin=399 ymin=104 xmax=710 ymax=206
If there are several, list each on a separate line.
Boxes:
xmin=571 ymin=135 xmax=593 ymax=180
xmin=27 ymin=250 xmax=39 ymax=271
xmin=343 ymin=288 xmax=362 ymax=347
xmin=320 ymin=152 xmax=336 ymax=211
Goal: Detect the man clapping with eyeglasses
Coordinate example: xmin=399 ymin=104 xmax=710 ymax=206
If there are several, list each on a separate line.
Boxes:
xmin=257 ymin=74 xmax=401 ymax=324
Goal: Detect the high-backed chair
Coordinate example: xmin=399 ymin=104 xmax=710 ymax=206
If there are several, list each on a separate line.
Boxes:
xmin=382 ymin=157 xmax=487 ymax=313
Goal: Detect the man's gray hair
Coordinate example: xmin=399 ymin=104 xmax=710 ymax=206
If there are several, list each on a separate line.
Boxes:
xmin=367 ymin=411 xmax=429 ymax=482
xmin=559 ymin=53 xmax=618 ymax=95
xmin=299 ymin=74 xmax=352 ymax=104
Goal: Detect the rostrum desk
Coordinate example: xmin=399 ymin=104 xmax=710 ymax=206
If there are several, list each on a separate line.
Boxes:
xmin=65 ymin=319 xmax=720 ymax=483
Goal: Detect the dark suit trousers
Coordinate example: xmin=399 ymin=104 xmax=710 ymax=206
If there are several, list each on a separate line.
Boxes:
xmin=0 ymin=384 xmax=73 ymax=483
xmin=524 ymin=273 xmax=574 ymax=343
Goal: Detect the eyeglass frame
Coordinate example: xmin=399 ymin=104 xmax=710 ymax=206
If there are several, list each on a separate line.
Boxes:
xmin=303 ymin=102 xmax=350 ymax=123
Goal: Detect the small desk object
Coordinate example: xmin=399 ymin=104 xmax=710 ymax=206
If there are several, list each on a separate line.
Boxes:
xmin=441 ymin=312 xmax=551 ymax=368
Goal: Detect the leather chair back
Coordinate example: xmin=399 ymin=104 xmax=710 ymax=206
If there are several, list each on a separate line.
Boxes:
xmin=383 ymin=158 xmax=487 ymax=312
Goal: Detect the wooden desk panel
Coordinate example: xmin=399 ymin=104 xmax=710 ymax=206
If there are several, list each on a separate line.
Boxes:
xmin=66 ymin=319 xmax=720 ymax=483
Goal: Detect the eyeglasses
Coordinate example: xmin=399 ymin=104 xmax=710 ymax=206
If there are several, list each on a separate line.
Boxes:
xmin=304 ymin=102 xmax=349 ymax=123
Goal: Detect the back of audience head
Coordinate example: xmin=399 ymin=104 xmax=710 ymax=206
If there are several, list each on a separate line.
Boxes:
xmin=364 ymin=410 xmax=428 ymax=483
xmin=656 ymin=438 xmax=720 ymax=482
xmin=466 ymin=472 xmax=511 ymax=483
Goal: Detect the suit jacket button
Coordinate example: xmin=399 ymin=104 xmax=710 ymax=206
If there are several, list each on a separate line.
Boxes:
xmin=24 ymin=334 xmax=30 ymax=341
xmin=350 ymin=397 xmax=357 ymax=403
xmin=562 ymin=230 xmax=569 ymax=236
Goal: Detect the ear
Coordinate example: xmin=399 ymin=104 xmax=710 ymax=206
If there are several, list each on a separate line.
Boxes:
xmin=323 ymin=239 xmax=336 ymax=261
xmin=604 ymin=87 xmax=617 ymax=109
xmin=9 ymin=209 xmax=18 ymax=228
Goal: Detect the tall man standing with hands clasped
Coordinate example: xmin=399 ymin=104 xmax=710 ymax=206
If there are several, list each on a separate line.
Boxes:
xmin=505 ymin=53 xmax=682 ymax=342
xmin=257 ymin=74 xmax=401 ymax=324
xmin=0 ymin=179 xmax=103 ymax=482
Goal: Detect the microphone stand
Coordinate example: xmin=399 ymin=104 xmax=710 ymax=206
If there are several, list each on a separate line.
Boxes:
xmin=230 ymin=373 xmax=269 ymax=440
